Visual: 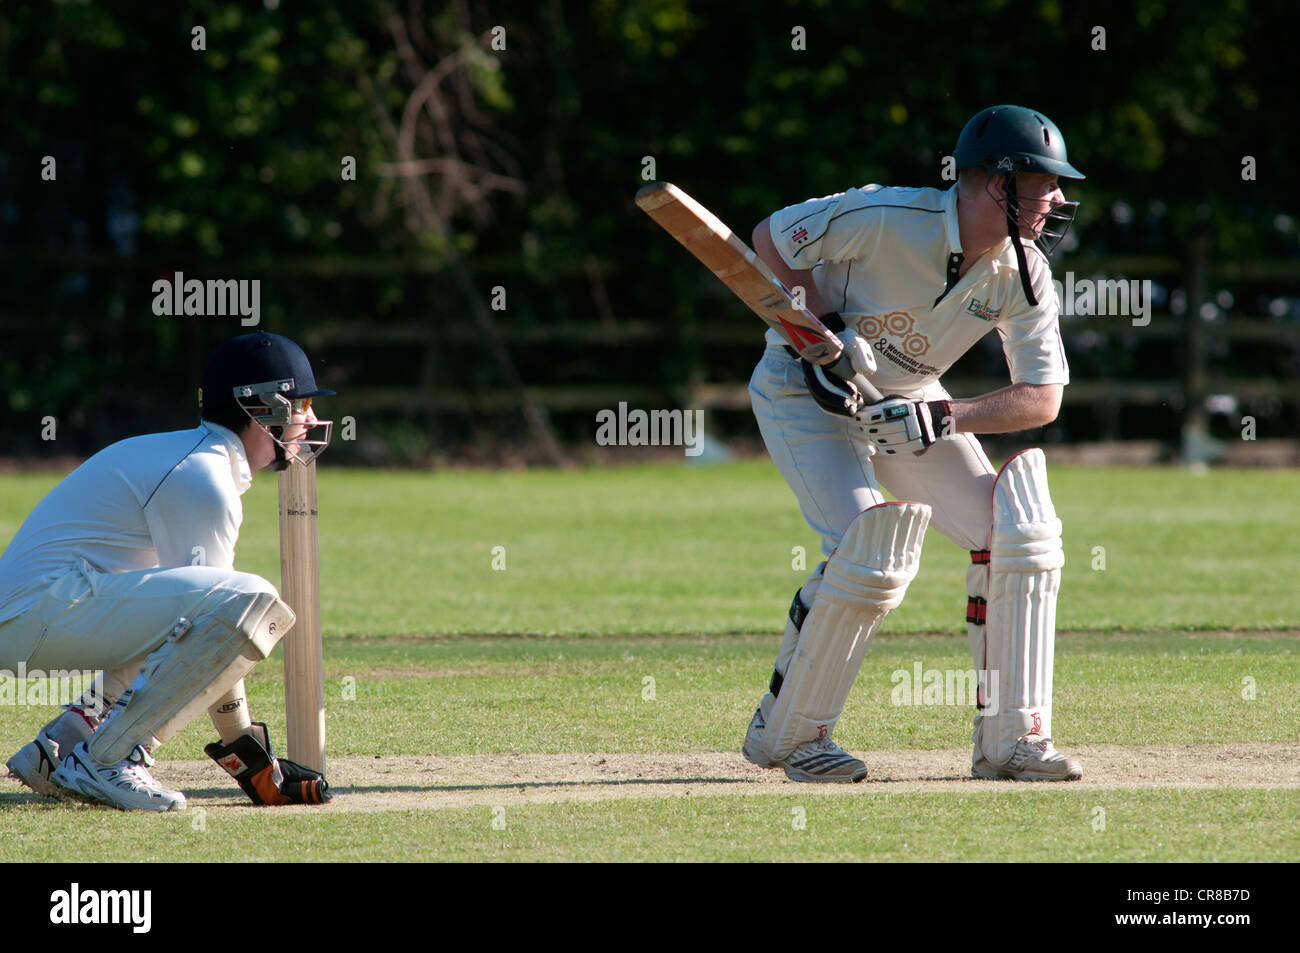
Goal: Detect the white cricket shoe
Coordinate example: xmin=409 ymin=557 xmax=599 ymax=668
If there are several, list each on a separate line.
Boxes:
xmin=776 ymin=738 xmax=868 ymax=783
xmin=741 ymin=705 xmax=774 ymax=768
xmin=51 ymin=742 xmax=186 ymax=812
xmin=972 ymin=731 xmax=1082 ymax=782
xmin=6 ymin=732 xmax=63 ymax=797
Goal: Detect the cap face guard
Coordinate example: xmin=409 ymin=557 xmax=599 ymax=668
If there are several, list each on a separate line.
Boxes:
xmin=234 ymin=378 xmax=333 ymax=468
xmin=986 ymin=161 xmax=1079 ymax=257
xmin=1031 ymin=197 xmax=1079 ymax=257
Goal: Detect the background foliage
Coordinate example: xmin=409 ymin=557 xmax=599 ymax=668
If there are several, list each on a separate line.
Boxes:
xmin=1 ymin=0 xmax=1296 ymax=459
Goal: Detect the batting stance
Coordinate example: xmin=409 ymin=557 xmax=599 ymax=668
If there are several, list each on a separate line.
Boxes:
xmin=742 ymin=105 xmax=1084 ymax=783
xmin=1 ymin=333 xmax=334 ymax=810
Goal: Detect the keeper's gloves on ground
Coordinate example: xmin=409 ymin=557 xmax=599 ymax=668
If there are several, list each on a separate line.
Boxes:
xmin=205 ymin=722 xmax=331 ymax=805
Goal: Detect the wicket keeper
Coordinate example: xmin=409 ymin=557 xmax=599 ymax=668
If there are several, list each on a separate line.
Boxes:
xmin=0 ymin=332 xmax=334 ymax=810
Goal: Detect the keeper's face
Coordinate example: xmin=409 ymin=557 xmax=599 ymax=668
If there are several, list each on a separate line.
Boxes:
xmin=246 ymin=398 xmax=327 ymax=468
xmin=280 ymin=400 xmax=317 ymax=446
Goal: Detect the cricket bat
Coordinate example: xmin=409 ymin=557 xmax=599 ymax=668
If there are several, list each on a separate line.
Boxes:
xmin=635 ymin=181 xmax=881 ymax=400
xmin=278 ymin=460 xmax=325 ymax=774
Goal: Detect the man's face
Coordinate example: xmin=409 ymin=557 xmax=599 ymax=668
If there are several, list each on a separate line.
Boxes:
xmin=243 ymin=400 xmax=318 ymax=471
xmin=1011 ymin=173 xmax=1065 ymax=238
xmin=280 ymin=402 xmax=317 ymax=450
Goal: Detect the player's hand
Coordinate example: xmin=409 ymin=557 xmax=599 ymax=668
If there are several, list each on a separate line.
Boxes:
xmin=801 ymin=329 xmax=879 ymax=418
xmin=860 ymin=397 xmax=954 ymax=454
xmin=205 ymin=722 xmax=331 ymax=806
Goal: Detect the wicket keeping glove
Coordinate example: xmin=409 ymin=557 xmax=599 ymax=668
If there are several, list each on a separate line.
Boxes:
xmin=801 ymin=326 xmax=879 ymax=418
xmin=861 ymin=397 xmax=953 ymax=454
xmin=205 ymin=722 xmax=332 ymax=805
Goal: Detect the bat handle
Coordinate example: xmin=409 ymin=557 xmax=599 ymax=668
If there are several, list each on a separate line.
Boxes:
xmin=828 ymin=354 xmax=884 ymax=404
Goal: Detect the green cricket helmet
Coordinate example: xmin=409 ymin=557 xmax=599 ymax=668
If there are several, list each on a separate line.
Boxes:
xmin=954 ymin=105 xmax=1085 ymax=305
xmin=954 ymin=105 xmax=1085 ymax=181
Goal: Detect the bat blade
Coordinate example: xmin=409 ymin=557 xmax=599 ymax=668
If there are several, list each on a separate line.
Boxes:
xmin=636 ymin=181 xmax=846 ymax=364
xmin=278 ymin=460 xmax=325 ymax=774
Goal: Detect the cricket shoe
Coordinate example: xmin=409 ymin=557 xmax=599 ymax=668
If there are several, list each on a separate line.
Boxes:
xmin=6 ymin=732 xmax=64 ymax=797
xmin=776 ymin=738 xmax=868 ymax=783
xmin=742 ymin=706 xmax=774 ymax=768
xmin=51 ymin=742 xmax=186 ymax=812
xmin=972 ymin=732 xmax=1082 ymax=782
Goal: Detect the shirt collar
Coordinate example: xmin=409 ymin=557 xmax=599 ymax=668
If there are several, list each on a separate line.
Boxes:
xmin=947 ymin=184 xmax=1019 ymax=274
xmin=943 ymin=185 xmax=963 ymax=253
xmin=201 ymin=422 xmax=254 ymax=495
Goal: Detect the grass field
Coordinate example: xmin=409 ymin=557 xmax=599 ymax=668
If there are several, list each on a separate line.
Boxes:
xmin=0 ymin=460 xmax=1296 ymax=862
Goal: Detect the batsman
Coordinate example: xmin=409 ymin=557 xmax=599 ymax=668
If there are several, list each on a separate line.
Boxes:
xmin=742 ymin=105 xmax=1084 ymax=782
xmin=0 ymin=332 xmax=334 ymax=810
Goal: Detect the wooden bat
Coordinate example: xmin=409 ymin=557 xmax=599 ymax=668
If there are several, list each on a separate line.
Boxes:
xmin=635 ymin=180 xmax=881 ymax=400
xmin=278 ymin=459 xmax=325 ymax=774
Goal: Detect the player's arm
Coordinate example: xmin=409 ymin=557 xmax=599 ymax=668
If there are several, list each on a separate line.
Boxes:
xmin=945 ymin=382 xmax=1062 ymax=434
xmin=752 ymin=217 xmax=834 ymax=319
xmin=858 ymin=383 xmax=1063 ymax=455
xmin=752 ymin=215 xmax=882 ymax=415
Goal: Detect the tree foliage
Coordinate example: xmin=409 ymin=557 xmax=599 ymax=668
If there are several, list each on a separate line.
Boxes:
xmin=0 ymin=0 xmax=1294 ymax=454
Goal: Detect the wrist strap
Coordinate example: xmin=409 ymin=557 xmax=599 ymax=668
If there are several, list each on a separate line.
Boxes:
xmin=819 ymin=312 xmax=845 ymax=332
xmin=926 ymin=400 xmax=953 ymax=433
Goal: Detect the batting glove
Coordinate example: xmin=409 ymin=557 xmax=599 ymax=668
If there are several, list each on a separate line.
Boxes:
xmin=860 ymin=397 xmax=953 ymax=454
xmin=205 ymin=722 xmax=331 ymax=805
xmin=801 ymin=327 xmax=879 ymax=418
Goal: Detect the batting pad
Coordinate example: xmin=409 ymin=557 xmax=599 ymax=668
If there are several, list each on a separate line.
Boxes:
xmin=90 ymin=591 xmax=294 ymax=765
xmin=981 ymin=449 xmax=1064 ymax=765
xmin=965 ymin=553 xmax=990 ymax=708
xmin=758 ymin=502 xmax=930 ymax=763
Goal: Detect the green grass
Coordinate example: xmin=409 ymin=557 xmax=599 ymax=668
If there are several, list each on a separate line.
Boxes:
xmin=0 ymin=629 xmax=1295 ymax=861
xmin=1 ymin=629 xmax=1292 ymax=762
xmin=2 ymin=790 xmax=1294 ymax=862
xmin=0 ymin=462 xmax=1296 ymax=862
xmin=2 ymin=462 xmax=1298 ymax=636
xmin=257 ymin=630 xmax=1297 ymax=754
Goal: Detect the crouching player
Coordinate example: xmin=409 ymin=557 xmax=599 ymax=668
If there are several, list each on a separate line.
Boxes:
xmin=1 ymin=333 xmax=334 ymax=810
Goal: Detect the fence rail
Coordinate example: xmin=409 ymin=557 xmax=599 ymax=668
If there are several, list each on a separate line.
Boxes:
xmin=2 ymin=249 xmax=1297 ymax=459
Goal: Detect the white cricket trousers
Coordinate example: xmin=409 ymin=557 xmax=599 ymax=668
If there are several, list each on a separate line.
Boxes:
xmin=0 ymin=559 xmax=281 ymax=672
xmin=749 ymin=344 xmax=997 ymax=645
xmin=750 ymin=344 xmax=997 ymax=553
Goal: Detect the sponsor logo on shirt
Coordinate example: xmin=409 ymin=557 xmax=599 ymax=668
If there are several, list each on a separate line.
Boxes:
xmin=965 ymin=296 xmax=1002 ymax=322
xmin=856 ymin=311 xmax=942 ymax=378
xmin=791 ymin=227 xmax=809 ymax=244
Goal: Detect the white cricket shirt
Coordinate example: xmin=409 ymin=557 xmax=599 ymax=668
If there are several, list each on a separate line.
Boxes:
xmin=0 ymin=423 xmax=252 ymax=622
xmin=765 ymin=183 xmax=1069 ymax=396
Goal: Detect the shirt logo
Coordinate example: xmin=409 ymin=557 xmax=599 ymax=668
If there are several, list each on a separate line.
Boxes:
xmin=965 ymin=297 xmax=1001 ymax=322
xmin=855 ymin=311 xmax=941 ymax=379
xmin=218 ymin=753 xmax=248 ymax=775
xmin=860 ymin=311 xmax=931 ymax=357
xmin=791 ymin=227 xmax=809 ymax=244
